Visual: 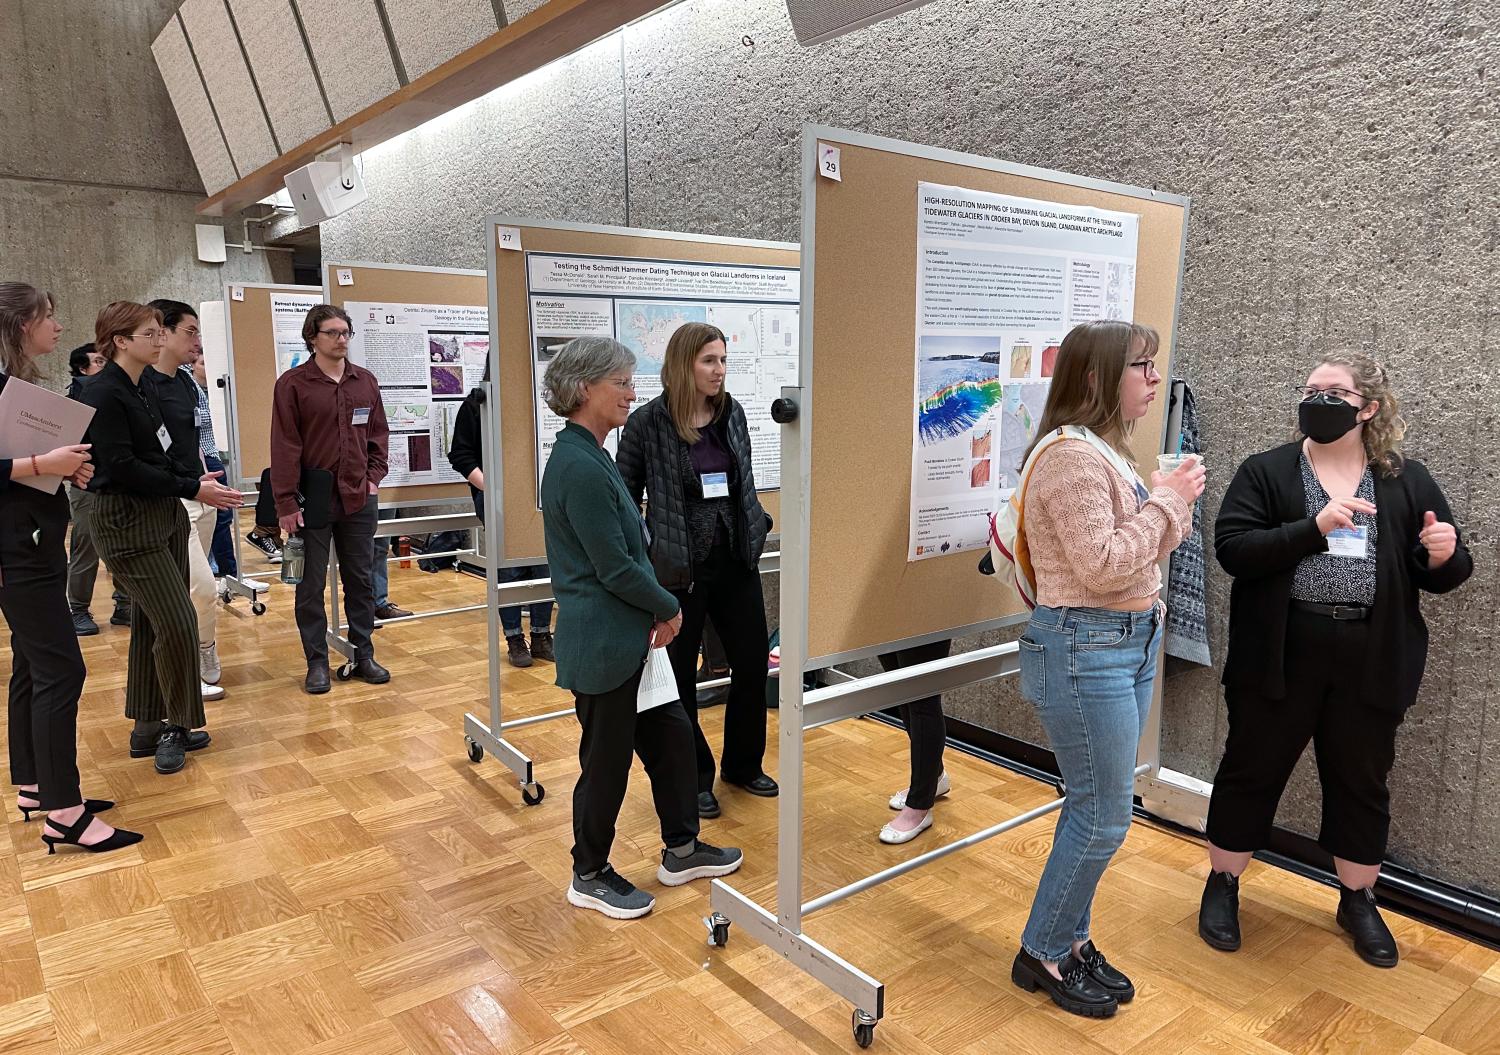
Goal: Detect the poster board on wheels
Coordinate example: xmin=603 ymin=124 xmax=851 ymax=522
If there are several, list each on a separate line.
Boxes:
xmin=484 ymin=218 xmax=799 ymax=564
xmin=792 ymin=127 xmax=1190 ymax=666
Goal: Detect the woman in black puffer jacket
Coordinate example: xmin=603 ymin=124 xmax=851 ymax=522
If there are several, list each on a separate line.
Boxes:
xmin=617 ymin=322 xmax=776 ymax=820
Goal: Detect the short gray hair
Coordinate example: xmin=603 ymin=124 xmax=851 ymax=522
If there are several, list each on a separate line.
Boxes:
xmin=542 ymin=336 xmax=635 ymax=417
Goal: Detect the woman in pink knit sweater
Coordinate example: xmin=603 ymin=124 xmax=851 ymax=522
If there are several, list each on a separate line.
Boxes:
xmin=1008 ymin=320 xmax=1204 ymax=1019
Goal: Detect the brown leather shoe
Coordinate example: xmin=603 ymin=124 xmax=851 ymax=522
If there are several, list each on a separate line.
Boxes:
xmin=507 ymin=635 xmax=533 ymax=668
xmin=375 ymin=603 xmax=412 ymax=620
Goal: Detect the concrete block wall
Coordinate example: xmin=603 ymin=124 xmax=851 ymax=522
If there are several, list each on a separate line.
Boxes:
xmin=318 ymin=0 xmax=1499 ymax=897
xmin=1 ymin=0 xmax=281 ymax=387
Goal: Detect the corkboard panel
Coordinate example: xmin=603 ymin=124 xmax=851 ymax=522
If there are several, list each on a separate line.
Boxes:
xmin=490 ymin=225 xmax=796 ymax=562
xmin=225 ymin=283 xmax=321 ymax=490
xmin=804 ymin=136 xmax=1187 ymax=662
xmin=324 ymin=262 xmax=485 ymax=506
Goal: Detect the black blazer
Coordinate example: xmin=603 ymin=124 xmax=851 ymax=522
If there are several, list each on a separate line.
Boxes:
xmin=1214 ymin=442 xmax=1472 ymax=714
xmin=0 ymin=374 xmax=72 ymax=588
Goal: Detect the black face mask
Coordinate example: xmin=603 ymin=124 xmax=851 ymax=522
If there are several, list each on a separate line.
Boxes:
xmin=1298 ymin=394 xmax=1360 ymax=445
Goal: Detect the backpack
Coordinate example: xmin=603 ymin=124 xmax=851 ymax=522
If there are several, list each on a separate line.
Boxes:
xmin=986 ymin=425 xmax=1144 ymax=609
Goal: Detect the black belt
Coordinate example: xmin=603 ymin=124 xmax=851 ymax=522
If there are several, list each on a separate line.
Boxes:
xmin=1292 ymin=600 xmax=1370 ymax=621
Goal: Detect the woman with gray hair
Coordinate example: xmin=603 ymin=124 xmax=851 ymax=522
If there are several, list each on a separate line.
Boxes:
xmin=540 ymin=335 xmax=743 ymax=919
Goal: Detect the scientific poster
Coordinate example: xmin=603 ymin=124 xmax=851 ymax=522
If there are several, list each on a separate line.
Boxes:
xmin=525 ymin=252 xmax=799 ymax=503
xmin=269 ymin=291 xmax=323 ymax=376
xmin=908 ymin=182 xmax=1139 ymax=561
xmin=346 ymin=300 xmax=488 ymax=487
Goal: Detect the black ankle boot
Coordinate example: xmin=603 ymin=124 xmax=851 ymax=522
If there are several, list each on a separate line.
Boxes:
xmin=1010 ymin=950 xmax=1118 ymax=1018
xmin=1337 ymin=885 xmax=1398 ymax=968
xmin=1199 ymin=870 xmax=1242 ymax=951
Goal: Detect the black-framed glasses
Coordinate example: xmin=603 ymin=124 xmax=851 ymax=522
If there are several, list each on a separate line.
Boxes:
xmin=1128 ymin=359 xmax=1160 ymax=379
xmin=1294 ymin=384 xmax=1361 ymax=403
xmin=317 ymin=327 xmax=354 ymax=340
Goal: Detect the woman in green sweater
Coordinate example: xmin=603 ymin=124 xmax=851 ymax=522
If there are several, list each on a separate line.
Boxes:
xmin=540 ymin=336 xmax=744 ymax=920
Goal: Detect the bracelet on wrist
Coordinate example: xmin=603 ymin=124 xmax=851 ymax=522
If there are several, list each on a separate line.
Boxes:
xmin=30 ymin=455 xmax=39 ymax=477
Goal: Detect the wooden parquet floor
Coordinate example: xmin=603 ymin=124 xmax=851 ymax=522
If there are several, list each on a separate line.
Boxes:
xmin=0 ymin=553 xmax=1496 ymax=1055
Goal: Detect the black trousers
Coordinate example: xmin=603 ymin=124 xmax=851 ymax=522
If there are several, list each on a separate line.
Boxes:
xmin=1206 ymin=607 xmax=1401 ymax=866
xmin=92 ymin=494 xmax=205 ymax=730
xmin=1 ymin=500 xmax=85 ymax=810
xmin=878 ymin=639 xmax=951 ymax=810
xmin=666 ymin=544 xmax=769 ymax=792
xmin=296 ymin=493 xmax=378 ymax=663
xmin=571 ymin=665 xmax=699 ymax=875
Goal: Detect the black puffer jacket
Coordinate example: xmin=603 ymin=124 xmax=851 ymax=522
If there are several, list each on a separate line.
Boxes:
xmin=616 ymin=394 xmax=769 ymax=591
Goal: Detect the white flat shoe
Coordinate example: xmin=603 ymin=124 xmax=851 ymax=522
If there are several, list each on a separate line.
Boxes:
xmin=879 ymin=811 xmax=933 ymax=845
xmin=888 ymin=770 xmax=950 ymax=811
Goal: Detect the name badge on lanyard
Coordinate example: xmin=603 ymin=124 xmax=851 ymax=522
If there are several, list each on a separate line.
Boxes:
xmin=156 ymin=424 xmax=172 ymax=451
xmin=352 ymin=407 xmax=371 ymax=426
xmin=701 ymin=472 xmax=729 ymax=499
xmin=1326 ymin=525 xmax=1368 ymax=559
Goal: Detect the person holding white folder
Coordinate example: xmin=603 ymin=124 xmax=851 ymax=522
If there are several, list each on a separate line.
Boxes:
xmin=539 ymin=335 xmax=743 ymax=921
xmin=0 ymin=282 xmax=142 ymax=855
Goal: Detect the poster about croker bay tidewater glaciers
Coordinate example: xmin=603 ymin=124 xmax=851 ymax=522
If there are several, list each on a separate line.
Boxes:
xmin=908 ymin=182 xmax=1139 ymax=561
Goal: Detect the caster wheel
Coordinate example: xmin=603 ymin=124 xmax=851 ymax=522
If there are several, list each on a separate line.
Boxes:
xmin=852 ymin=1011 xmax=876 ymax=1049
xmin=336 ymin=664 xmax=354 ymax=681
xmin=465 ymin=738 xmax=483 ymax=764
xmin=709 ymin=922 xmax=730 ymax=948
xmin=521 ymin=782 xmax=545 ymax=806
xmin=251 ymin=602 xmax=266 ymax=615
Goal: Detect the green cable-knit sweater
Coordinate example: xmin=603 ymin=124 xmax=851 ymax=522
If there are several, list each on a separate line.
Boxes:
xmin=541 ymin=421 xmax=680 ymax=695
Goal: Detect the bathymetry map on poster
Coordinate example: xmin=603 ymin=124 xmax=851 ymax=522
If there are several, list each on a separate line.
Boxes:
xmin=908 ymin=182 xmax=1140 ymax=561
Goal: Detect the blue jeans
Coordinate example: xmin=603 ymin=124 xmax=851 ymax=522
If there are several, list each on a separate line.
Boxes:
xmin=1017 ymin=603 xmax=1162 ymax=962
xmin=498 ymin=563 xmax=552 ymax=637
xmin=203 ymin=454 xmax=237 ymax=577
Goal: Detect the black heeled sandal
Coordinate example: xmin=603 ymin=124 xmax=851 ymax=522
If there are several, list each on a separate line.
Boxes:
xmin=40 ymin=811 xmax=143 ymax=855
xmin=17 ymin=792 xmax=115 ymax=823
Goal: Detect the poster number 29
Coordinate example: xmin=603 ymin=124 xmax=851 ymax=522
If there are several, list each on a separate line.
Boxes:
xmin=817 ymin=143 xmax=842 ymax=182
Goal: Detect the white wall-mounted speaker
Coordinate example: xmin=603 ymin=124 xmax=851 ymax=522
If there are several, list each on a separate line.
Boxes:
xmin=783 ymin=0 xmax=938 ymax=45
xmin=283 ymin=144 xmax=368 ymax=226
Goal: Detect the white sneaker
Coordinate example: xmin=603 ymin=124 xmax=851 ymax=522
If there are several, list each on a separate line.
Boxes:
xmin=888 ymin=770 xmax=951 ymax=811
xmin=199 ymin=642 xmax=221 ymax=685
xmin=200 ymin=681 xmax=225 ymax=702
xmin=879 ymin=810 xmax=934 ymax=845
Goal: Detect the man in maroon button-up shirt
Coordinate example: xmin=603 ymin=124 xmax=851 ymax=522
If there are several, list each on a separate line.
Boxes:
xmin=270 ymin=304 xmax=391 ymax=694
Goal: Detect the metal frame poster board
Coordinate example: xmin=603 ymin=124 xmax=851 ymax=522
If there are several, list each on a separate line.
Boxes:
xmin=222 ymin=282 xmax=323 ymax=492
xmin=705 ymin=125 xmax=1191 ymax=1047
xmin=483 ymin=217 xmax=798 ymax=564
xmin=796 ymin=134 xmax=1187 ymax=667
xmin=322 ymin=261 xmax=483 ymax=505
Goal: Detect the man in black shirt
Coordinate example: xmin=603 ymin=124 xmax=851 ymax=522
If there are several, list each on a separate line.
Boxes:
xmin=64 ymin=344 xmax=129 ymax=634
xmin=143 ymin=301 xmax=228 ymax=702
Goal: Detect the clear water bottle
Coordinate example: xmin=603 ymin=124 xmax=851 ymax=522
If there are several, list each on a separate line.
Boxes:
xmin=280 ymin=535 xmax=305 ymax=584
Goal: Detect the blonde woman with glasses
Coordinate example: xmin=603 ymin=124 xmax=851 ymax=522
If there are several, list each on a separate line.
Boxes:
xmin=1200 ymin=353 xmax=1471 ymax=968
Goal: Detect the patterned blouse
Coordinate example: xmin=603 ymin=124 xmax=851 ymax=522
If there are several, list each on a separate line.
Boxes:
xmin=1291 ymin=452 xmax=1378 ymax=605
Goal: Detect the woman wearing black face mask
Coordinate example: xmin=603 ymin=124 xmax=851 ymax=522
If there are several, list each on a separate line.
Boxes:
xmin=1198 ymin=353 xmax=1471 ymax=969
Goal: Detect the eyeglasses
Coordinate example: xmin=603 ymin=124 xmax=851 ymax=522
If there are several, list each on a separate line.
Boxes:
xmin=599 ymin=377 xmax=636 ymax=391
xmin=317 ymin=328 xmax=354 ymax=341
xmin=1294 ymin=385 xmax=1361 ymax=403
xmin=126 ymin=330 xmax=167 ymax=343
xmin=1128 ymin=359 xmax=1161 ymax=380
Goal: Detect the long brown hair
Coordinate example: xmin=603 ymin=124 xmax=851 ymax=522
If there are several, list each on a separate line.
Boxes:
xmin=662 ymin=321 xmax=728 ymax=444
xmin=1021 ymin=319 xmax=1159 ymax=468
xmin=0 ymin=282 xmax=55 ymax=383
xmin=1311 ymin=351 xmax=1406 ymax=477
xmin=95 ymin=301 xmax=161 ymax=360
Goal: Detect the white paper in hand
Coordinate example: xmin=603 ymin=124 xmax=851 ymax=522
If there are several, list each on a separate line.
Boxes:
xmin=638 ymin=647 xmax=679 ymax=713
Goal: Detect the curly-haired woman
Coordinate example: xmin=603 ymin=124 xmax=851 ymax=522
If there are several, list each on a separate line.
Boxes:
xmin=1199 ymin=352 xmax=1472 ymax=969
